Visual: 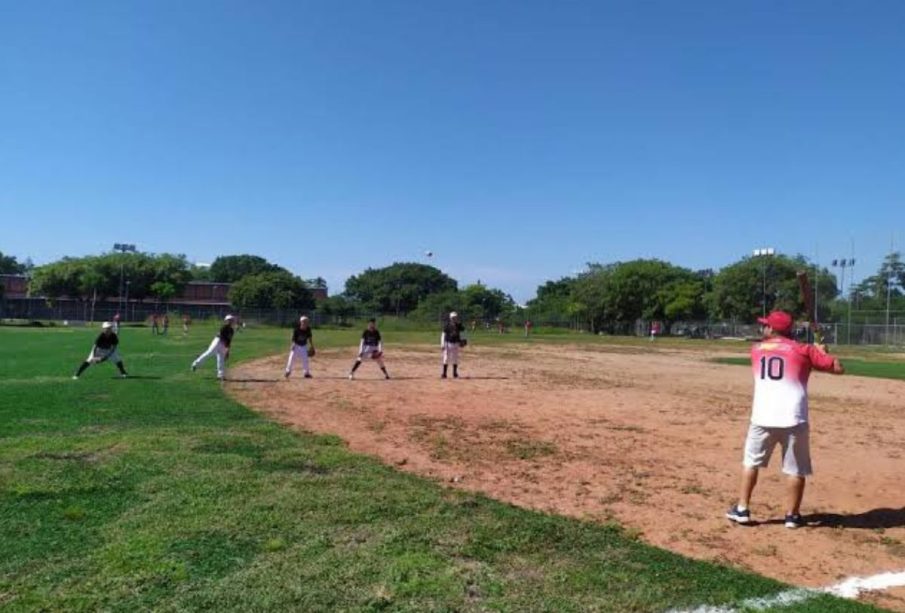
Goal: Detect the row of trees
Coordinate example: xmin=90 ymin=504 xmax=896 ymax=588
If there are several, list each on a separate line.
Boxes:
xmin=18 ymin=252 xmax=317 ymax=310
xmin=6 ymin=248 xmax=904 ymax=327
xmin=527 ymin=255 xmax=839 ymax=333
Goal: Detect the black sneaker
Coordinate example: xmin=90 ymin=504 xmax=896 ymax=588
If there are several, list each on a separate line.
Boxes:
xmin=726 ymin=505 xmax=751 ymax=524
xmin=304 ymin=373 xmax=312 ymax=379
xmin=784 ymin=513 xmax=804 ymax=529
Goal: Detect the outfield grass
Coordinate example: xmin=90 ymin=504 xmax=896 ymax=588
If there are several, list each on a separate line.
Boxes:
xmin=0 ymin=325 xmax=880 ymax=611
xmin=713 ymin=355 xmax=905 ymax=381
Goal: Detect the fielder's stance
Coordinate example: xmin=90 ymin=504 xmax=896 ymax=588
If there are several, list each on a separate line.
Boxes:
xmin=441 ymin=311 xmax=467 ymax=379
xmin=726 ymin=310 xmax=844 ymax=529
xmin=284 ymin=316 xmax=315 ymax=379
xmin=349 ymin=318 xmax=390 ymax=380
xmin=191 ymin=315 xmax=236 ymax=380
xmin=73 ymin=322 xmax=128 ymax=379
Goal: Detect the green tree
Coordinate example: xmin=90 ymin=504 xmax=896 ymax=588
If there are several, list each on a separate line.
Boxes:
xmin=708 ymin=254 xmax=836 ymax=322
xmin=30 ymin=252 xmax=192 ymax=301
xmin=150 ymin=281 xmax=178 ymax=306
xmin=320 ymin=295 xmax=357 ymax=324
xmin=228 ymin=271 xmax=314 ymax=310
xmin=344 ymin=263 xmax=457 ymax=315
xmin=209 ymin=255 xmax=284 ymax=283
xmin=0 ymin=252 xmax=26 ymax=274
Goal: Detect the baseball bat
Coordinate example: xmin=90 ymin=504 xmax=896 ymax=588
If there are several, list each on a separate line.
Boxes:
xmin=796 ymin=271 xmax=824 ymax=345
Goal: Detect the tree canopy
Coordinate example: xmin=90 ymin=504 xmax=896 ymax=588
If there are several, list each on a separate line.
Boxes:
xmin=30 ymin=252 xmax=193 ymax=301
xmin=344 ymin=263 xmax=457 ymax=315
xmin=209 ymin=255 xmax=285 ymax=283
xmin=228 ymin=271 xmax=314 ymax=310
xmin=0 ymin=252 xmax=27 ymax=275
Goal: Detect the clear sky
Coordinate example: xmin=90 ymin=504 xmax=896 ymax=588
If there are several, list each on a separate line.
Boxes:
xmin=1 ymin=1 xmax=903 ymax=302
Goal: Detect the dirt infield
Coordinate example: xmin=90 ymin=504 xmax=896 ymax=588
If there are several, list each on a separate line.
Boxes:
xmin=228 ymin=343 xmax=905 ymax=610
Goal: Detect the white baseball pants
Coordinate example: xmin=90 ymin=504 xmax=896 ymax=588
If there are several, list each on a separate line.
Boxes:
xmin=285 ymin=343 xmax=310 ymax=375
xmin=194 ymin=337 xmax=228 ymax=378
xmin=442 ymin=342 xmax=460 ymax=365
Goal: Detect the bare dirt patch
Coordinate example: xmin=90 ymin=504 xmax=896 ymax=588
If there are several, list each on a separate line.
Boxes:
xmin=227 ymin=343 xmax=905 ymax=607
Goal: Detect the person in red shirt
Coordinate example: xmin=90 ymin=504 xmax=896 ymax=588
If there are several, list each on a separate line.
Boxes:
xmin=524 ymin=320 xmax=533 ymax=338
xmin=726 ymin=311 xmax=844 ymax=528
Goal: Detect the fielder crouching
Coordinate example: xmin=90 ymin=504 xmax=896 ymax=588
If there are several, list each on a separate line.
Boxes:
xmin=441 ymin=311 xmax=467 ymax=379
xmin=191 ymin=315 xmax=237 ymax=380
xmin=73 ymin=322 xmax=128 ymax=379
xmin=349 ymin=318 xmax=390 ymax=380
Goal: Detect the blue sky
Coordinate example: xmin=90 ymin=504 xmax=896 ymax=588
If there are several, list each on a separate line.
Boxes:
xmin=1 ymin=1 xmax=903 ymax=302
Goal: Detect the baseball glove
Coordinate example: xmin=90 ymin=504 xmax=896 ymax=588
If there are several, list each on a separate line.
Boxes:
xmin=458 ymin=339 xmax=468 ymax=348
xmin=371 ymin=351 xmax=383 ymax=360
xmin=307 ymin=347 xmax=316 ymax=358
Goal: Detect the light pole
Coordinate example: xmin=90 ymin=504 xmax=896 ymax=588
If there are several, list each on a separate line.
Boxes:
xmin=113 ymin=243 xmax=136 ymax=317
xmin=832 ymin=258 xmax=855 ymax=344
xmin=752 ymin=248 xmax=775 ymax=317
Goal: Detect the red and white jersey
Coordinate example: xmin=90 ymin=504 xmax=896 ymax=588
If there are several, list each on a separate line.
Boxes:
xmin=749 ymin=336 xmax=836 ymax=427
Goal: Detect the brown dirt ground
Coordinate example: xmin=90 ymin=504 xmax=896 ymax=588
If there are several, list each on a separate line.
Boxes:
xmin=227 ymin=343 xmax=905 ymax=610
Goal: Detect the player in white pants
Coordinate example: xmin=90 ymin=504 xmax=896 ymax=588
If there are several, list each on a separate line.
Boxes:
xmin=441 ymin=311 xmax=466 ymax=379
xmin=349 ymin=318 xmax=390 ymax=380
xmin=191 ymin=315 xmax=236 ymax=380
xmin=72 ymin=322 xmax=128 ymax=379
xmin=285 ymin=316 xmax=315 ymax=379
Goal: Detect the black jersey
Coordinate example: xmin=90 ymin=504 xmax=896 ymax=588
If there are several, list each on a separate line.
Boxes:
xmin=362 ymin=329 xmax=381 ymax=346
xmin=218 ymin=324 xmax=235 ymax=347
xmin=94 ymin=332 xmax=119 ymax=349
xmin=292 ymin=326 xmax=313 ymax=346
xmin=443 ymin=321 xmax=464 ymax=343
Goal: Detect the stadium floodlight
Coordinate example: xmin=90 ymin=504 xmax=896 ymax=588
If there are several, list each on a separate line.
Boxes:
xmin=752 ymin=247 xmax=776 ymax=317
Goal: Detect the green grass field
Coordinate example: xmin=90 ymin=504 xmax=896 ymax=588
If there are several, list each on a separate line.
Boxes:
xmin=712 ymin=355 xmax=905 ymax=381
xmin=0 ymin=325 xmax=881 ymax=611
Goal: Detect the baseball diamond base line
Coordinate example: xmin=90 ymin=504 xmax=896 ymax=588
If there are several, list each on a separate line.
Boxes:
xmin=671 ymin=570 xmax=905 ymax=612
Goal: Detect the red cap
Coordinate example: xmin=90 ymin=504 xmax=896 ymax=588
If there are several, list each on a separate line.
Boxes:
xmin=757 ymin=311 xmax=793 ymax=333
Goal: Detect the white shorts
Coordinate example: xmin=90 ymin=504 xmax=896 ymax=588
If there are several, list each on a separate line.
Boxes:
xmin=442 ymin=342 xmax=460 ymax=364
xmin=743 ymin=423 xmax=812 ymax=477
xmin=89 ymin=348 xmax=121 ymax=363
xmin=360 ymin=346 xmax=382 ymax=359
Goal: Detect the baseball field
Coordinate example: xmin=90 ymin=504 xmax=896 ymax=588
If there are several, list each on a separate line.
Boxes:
xmin=2 ymin=324 xmax=901 ymax=612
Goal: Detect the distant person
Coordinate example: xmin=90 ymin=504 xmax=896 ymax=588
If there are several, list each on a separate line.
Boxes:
xmin=72 ymin=322 xmax=128 ymax=379
xmin=151 ymin=313 xmax=160 ymax=335
xmin=441 ymin=311 xmax=466 ymax=379
xmin=470 ymin=319 xmax=478 ymax=333
xmin=348 ymin=318 xmax=390 ymax=380
xmin=112 ymin=313 xmax=121 ymax=334
xmin=162 ymin=314 xmax=169 ymax=336
xmin=182 ymin=313 xmax=191 ymax=336
xmin=284 ymin=316 xmax=315 ymax=379
xmin=497 ymin=318 xmax=505 ymax=334
xmin=650 ymin=321 xmax=661 ymax=341
xmin=725 ymin=311 xmax=844 ymax=529
xmin=191 ymin=315 xmax=237 ymax=380
xmin=524 ymin=320 xmax=533 ymax=338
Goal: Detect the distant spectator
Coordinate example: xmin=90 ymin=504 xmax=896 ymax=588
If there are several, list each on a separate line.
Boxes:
xmin=162 ymin=314 xmax=169 ymax=336
xmin=151 ymin=313 xmax=160 ymax=335
xmin=182 ymin=314 xmax=191 ymax=336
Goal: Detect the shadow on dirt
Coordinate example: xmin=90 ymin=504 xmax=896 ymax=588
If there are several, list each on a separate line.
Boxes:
xmin=755 ymin=507 xmax=905 ymax=529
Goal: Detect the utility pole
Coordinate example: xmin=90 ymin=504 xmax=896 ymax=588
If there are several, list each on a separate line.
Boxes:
xmin=113 ymin=243 xmax=137 ymax=319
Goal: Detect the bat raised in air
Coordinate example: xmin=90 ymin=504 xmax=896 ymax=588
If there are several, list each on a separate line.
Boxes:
xmin=796 ymin=271 xmax=824 ymax=345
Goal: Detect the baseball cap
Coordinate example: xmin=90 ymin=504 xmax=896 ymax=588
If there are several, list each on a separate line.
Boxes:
xmin=757 ymin=311 xmax=793 ymax=333
xmin=224 ymin=315 xmax=236 ymax=321
xmin=299 ymin=316 xmax=309 ymax=322
xmin=101 ymin=322 xmax=113 ymax=330
xmin=449 ymin=311 xmax=458 ymax=318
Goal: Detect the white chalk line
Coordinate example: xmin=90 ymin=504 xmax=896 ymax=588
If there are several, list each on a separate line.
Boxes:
xmin=669 ymin=569 xmax=905 ymax=612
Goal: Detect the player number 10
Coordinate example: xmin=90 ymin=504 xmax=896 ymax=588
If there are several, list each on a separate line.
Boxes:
xmin=759 ymin=356 xmax=785 ymax=381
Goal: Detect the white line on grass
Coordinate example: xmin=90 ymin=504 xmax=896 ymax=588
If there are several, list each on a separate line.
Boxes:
xmin=669 ymin=570 xmax=905 ymax=612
